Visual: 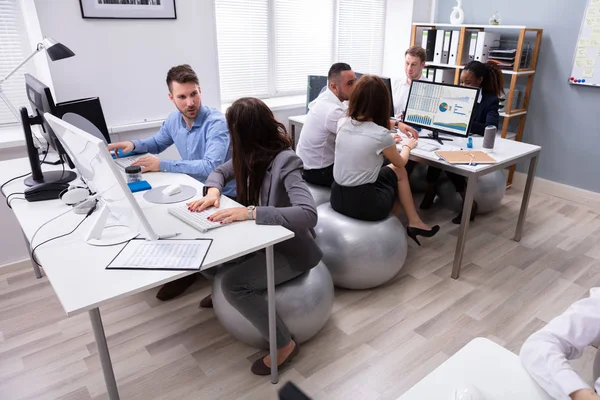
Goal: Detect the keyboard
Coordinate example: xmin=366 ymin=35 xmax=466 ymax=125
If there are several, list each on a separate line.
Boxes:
xmin=416 ymin=142 xmax=440 ymax=152
xmin=168 ymin=204 xmax=227 ymax=233
xmin=114 ymin=155 xmax=143 ymax=170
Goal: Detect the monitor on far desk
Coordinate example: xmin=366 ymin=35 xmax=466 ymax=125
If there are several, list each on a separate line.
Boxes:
xmin=403 ymin=80 xmax=479 ymax=145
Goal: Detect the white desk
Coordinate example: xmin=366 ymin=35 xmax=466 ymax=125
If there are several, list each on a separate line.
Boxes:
xmin=398 ymin=337 xmax=553 ymax=399
xmin=288 ymin=114 xmax=306 ymax=149
xmin=0 ymin=158 xmax=294 ymax=399
xmin=287 ymin=114 xmax=541 ymax=279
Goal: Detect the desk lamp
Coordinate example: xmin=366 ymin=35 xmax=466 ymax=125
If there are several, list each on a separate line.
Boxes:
xmin=0 ymin=37 xmax=75 ymax=122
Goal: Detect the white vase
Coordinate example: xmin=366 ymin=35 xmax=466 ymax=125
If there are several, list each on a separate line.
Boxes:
xmin=450 ymin=0 xmax=465 ymax=25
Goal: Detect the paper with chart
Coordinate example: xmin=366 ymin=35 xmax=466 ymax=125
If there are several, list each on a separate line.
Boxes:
xmin=404 ymin=81 xmax=478 ymax=136
xmin=570 ymin=0 xmax=600 ymax=86
xmin=107 ymin=239 xmax=212 ymax=271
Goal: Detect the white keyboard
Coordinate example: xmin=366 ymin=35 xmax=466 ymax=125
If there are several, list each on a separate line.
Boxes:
xmin=114 ymin=155 xmax=143 ymax=169
xmin=168 ymin=204 xmax=226 ymax=233
xmin=416 ymin=142 xmax=440 ymax=152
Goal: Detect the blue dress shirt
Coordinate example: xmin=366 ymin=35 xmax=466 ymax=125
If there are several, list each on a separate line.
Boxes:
xmin=132 ymin=106 xmax=236 ymax=197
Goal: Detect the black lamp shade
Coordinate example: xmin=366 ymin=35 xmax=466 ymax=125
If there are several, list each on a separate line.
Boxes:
xmin=46 ymin=42 xmax=75 ymax=61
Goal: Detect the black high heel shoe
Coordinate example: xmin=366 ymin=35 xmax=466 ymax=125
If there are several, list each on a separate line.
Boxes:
xmin=452 ymin=201 xmax=478 ymax=225
xmin=406 ymin=225 xmax=440 ymax=246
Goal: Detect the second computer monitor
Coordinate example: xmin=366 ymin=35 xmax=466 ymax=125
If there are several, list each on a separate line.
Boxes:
xmin=403 ymin=80 xmax=479 ymax=141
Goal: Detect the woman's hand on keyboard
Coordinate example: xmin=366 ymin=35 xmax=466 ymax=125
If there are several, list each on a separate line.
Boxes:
xmin=402 ymin=137 xmax=418 ymax=150
xmin=187 ymin=188 xmax=221 ymax=212
xmin=207 ymin=207 xmax=249 ymax=224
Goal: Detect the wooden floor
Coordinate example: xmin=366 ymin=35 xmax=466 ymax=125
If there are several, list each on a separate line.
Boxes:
xmin=2 ymin=187 xmax=600 ymax=400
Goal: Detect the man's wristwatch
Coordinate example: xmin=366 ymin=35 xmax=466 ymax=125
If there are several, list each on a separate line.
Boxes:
xmin=247 ymin=206 xmax=256 ymax=220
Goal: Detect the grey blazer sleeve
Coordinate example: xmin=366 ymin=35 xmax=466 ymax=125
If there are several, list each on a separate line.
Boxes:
xmin=255 ymin=154 xmax=318 ymax=230
xmin=203 ymin=159 xmax=235 ymax=196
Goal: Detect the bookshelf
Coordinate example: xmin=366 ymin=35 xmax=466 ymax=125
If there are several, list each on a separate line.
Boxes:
xmin=410 ymin=23 xmax=543 ymax=184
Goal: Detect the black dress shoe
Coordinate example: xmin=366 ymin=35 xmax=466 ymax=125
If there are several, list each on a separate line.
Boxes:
xmin=420 ymin=191 xmax=436 ymax=210
xmin=198 ymin=294 xmax=213 ymax=308
xmin=452 ymin=201 xmax=478 ymax=224
xmin=156 ymin=274 xmax=197 ymax=301
xmin=251 ymin=341 xmax=300 ymax=376
xmin=406 ymin=225 xmax=440 ymax=246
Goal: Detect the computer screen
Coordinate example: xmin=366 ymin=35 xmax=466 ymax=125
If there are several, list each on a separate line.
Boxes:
xmin=45 ymin=113 xmax=158 ymax=245
xmin=306 ymin=75 xmax=328 ymax=112
xmin=379 ymin=76 xmax=394 ymax=118
xmin=24 ymin=74 xmax=62 ymax=153
xmin=403 ymin=80 xmax=479 ymax=138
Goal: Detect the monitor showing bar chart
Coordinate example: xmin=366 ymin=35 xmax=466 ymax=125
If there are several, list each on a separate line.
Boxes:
xmin=403 ymin=80 xmax=479 ymax=138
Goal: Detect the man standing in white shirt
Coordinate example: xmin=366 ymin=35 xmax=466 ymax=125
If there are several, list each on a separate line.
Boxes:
xmin=392 ymin=46 xmax=429 ymax=118
xmin=520 ymin=288 xmax=600 ymax=400
xmin=296 ymin=63 xmax=356 ymax=187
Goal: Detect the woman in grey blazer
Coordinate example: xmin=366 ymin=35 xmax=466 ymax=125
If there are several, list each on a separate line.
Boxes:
xmin=187 ymin=97 xmax=323 ymax=376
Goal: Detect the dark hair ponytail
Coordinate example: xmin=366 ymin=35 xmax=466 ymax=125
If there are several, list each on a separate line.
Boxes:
xmin=463 ymin=61 xmax=505 ymax=97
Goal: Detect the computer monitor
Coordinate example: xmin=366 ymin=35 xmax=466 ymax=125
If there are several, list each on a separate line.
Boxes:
xmin=403 ymin=80 xmax=479 ymax=144
xmin=21 ymin=74 xmax=76 ymax=186
xmin=44 ymin=113 xmax=159 ymax=246
xmin=306 ymin=75 xmax=328 ymax=112
xmin=380 ymin=76 xmax=394 ymax=118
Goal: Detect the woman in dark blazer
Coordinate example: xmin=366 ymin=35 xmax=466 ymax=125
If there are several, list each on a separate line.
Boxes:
xmin=420 ymin=61 xmax=504 ymax=223
xmin=187 ymin=97 xmax=322 ymax=376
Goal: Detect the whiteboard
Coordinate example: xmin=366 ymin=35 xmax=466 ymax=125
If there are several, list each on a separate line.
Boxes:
xmin=570 ymin=0 xmax=600 ymax=87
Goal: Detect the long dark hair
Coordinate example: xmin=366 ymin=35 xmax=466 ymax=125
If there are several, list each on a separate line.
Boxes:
xmin=226 ymin=97 xmax=292 ymax=206
xmin=463 ymin=61 xmax=505 ymax=97
xmin=347 ymin=75 xmax=391 ymax=129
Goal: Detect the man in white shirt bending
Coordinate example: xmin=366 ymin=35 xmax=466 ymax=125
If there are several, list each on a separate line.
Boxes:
xmin=392 ymin=46 xmax=429 ymax=118
xmin=521 ymin=288 xmax=600 ymax=400
xmin=296 ymin=63 xmax=356 ymax=187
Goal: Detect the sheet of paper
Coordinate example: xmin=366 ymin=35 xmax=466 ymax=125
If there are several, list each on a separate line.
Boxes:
xmin=579 ymin=38 xmax=591 ymax=47
xmin=583 ymin=68 xmax=595 ymax=78
xmin=576 ymin=59 xmax=587 ymax=67
xmin=587 ymin=58 xmax=597 ymax=67
xmin=578 ymin=48 xmax=588 ymax=57
xmin=108 ymin=239 xmax=212 ymax=270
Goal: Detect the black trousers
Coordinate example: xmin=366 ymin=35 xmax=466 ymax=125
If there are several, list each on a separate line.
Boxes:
xmin=302 ymin=164 xmax=334 ymax=187
xmin=405 ymin=161 xmax=466 ymax=193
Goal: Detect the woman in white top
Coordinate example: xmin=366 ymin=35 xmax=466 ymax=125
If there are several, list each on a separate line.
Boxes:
xmin=330 ymin=75 xmax=439 ymax=246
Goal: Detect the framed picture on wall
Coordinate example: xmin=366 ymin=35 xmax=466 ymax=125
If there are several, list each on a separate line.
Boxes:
xmin=79 ymin=0 xmax=177 ymax=20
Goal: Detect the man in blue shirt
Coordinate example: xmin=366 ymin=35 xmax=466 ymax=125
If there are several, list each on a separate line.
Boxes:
xmin=108 ymin=64 xmax=235 ymax=196
xmin=108 ymin=64 xmax=234 ymax=300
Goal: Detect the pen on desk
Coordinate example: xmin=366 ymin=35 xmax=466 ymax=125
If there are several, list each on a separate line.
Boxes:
xmin=159 ymin=233 xmax=181 ymax=239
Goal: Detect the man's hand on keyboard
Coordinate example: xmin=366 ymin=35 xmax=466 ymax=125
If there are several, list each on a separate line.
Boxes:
xmin=187 ymin=187 xmax=221 ymax=212
xmin=131 ymin=155 xmax=160 ymax=172
xmin=107 ymin=141 xmax=134 ymax=157
xmin=398 ymin=122 xmax=419 ymax=139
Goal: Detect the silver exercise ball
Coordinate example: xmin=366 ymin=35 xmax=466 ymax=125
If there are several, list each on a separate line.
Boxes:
xmin=315 ymin=204 xmax=408 ymax=290
xmin=212 ymin=262 xmax=334 ymax=349
xmin=409 ymin=163 xmax=429 ymax=193
xmin=437 ymin=169 xmax=507 ymax=214
xmin=306 ymin=183 xmax=331 ymax=206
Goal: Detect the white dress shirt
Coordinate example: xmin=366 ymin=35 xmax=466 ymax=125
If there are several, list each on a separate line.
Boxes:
xmin=296 ymin=88 xmax=346 ymax=170
xmin=520 ymin=288 xmax=600 ymax=399
xmin=392 ymin=73 xmax=430 ymax=117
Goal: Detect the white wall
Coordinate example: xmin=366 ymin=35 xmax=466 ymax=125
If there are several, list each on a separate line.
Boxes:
xmin=33 ymin=0 xmax=222 ymax=128
xmin=382 ymin=0 xmax=414 ymax=80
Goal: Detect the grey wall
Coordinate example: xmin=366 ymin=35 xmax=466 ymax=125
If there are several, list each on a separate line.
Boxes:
xmin=438 ymin=0 xmax=599 ymax=193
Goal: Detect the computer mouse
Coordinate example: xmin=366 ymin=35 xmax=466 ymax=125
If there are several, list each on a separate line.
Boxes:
xmin=450 ymin=385 xmax=486 ymax=400
xmin=24 ymin=182 xmax=70 ymax=202
xmin=162 ymin=184 xmax=182 ymax=196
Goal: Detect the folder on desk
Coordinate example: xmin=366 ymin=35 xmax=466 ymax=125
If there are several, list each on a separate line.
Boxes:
xmin=435 ymin=150 xmax=497 ymax=165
